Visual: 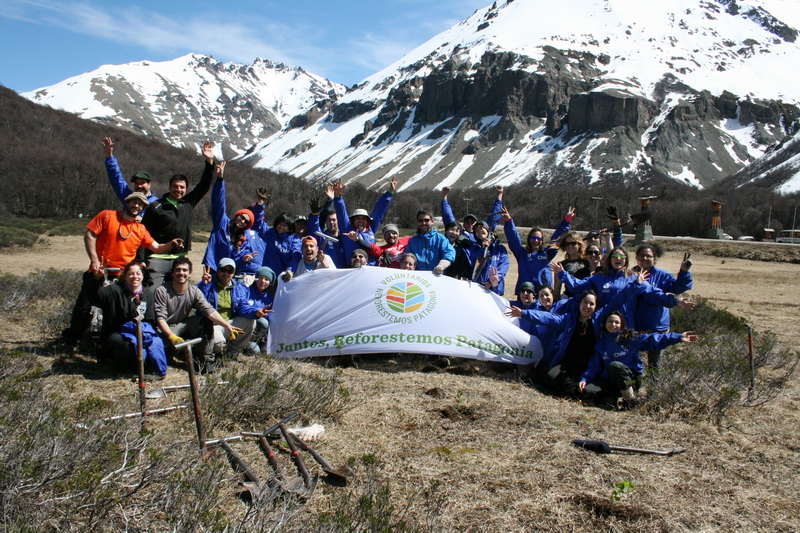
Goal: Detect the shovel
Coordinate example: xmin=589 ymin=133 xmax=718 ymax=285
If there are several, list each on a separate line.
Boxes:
xmin=145 ymin=380 xmax=229 ymax=399
xmin=289 ymin=432 xmax=354 ymax=485
xmin=572 ymin=439 xmax=687 ymax=456
xmin=279 ymin=423 xmax=318 ymax=497
xmin=255 ymin=435 xmax=309 ymax=497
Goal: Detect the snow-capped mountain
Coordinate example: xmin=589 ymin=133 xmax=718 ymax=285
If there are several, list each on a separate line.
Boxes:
xmin=241 ymin=0 xmax=800 ymax=190
xmin=23 ymin=54 xmax=345 ymax=160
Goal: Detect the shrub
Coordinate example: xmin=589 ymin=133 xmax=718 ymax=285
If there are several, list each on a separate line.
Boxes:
xmin=0 ymin=226 xmax=41 ymax=248
xmin=642 ymin=297 xmax=798 ymax=423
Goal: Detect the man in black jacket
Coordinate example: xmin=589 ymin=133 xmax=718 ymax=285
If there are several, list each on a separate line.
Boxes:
xmin=141 ymin=141 xmax=215 ymax=288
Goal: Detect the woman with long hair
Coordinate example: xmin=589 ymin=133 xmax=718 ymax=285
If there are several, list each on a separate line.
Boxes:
xmin=554 ymin=231 xmax=589 ymax=299
xmin=579 ymin=311 xmax=698 ymax=406
xmin=202 ymin=161 xmax=264 ymax=283
xmin=89 ymin=261 xmax=167 ymax=380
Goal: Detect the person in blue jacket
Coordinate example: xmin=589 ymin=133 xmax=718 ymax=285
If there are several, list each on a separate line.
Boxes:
xmin=197 ymin=258 xmax=254 ymax=359
xmin=406 ymin=210 xmax=455 ymax=273
xmin=508 ymin=271 xmax=652 ymax=397
xmin=579 ymin=311 xmax=699 ymax=406
xmin=556 ymin=247 xmax=695 ymax=330
xmin=632 ymin=244 xmax=694 ymax=374
xmin=468 ymin=220 xmax=509 ymax=295
xmin=441 ymin=185 xmax=504 ymax=243
xmin=239 ymin=266 xmax=275 ymax=354
xmin=501 ymin=205 xmax=574 ymax=295
xmin=328 ymin=178 xmax=396 ymax=266
xmin=307 ymin=197 xmax=347 ymax=268
xmin=102 ymin=137 xmax=159 ymax=208
xmin=201 ymin=162 xmax=265 ymax=283
xmin=250 ymin=188 xmax=302 ymax=277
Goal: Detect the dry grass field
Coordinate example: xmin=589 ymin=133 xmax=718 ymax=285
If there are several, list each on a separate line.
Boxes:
xmin=1 ymin=235 xmax=799 ymax=531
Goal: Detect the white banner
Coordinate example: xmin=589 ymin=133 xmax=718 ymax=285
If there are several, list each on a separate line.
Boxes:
xmin=267 ymin=267 xmax=542 ymax=365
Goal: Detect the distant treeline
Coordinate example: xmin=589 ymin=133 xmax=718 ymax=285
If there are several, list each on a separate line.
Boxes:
xmin=1 ymin=86 xmax=797 ymax=238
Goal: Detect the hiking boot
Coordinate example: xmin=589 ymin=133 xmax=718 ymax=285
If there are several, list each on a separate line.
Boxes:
xmin=143 ymin=373 xmax=166 ymax=382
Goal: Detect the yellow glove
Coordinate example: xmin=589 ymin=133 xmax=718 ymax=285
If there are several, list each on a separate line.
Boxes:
xmin=168 ymin=334 xmax=184 ymax=345
xmin=229 ymin=328 xmax=242 ymax=341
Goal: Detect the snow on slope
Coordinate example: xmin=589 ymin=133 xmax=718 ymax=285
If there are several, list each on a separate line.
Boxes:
xmin=245 ymin=0 xmax=800 ymax=189
xmin=23 ymin=54 xmax=345 ymax=156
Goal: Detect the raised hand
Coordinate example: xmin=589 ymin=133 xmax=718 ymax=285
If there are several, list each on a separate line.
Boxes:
xmin=676 ymin=298 xmax=696 ymax=311
xmin=309 ymin=197 xmax=322 ymax=214
xmin=441 ymin=186 xmax=450 ymax=199
xmin=323 ymin=182 xmax=335 ymax=200
xmin=101 ymin=137 xmax=114 ymax=157
xmin=201 ymin=265 xmax=212 ymax=284
xmin=605 ymin=204 xmax=619 ymax=222
xmin=332 ymin=178 xmax=345 ymax=197
xmin=344 ymin=230 xmax=358 ymax=241
xmin=388 ymin=178 xmax=398 ymax=192
xmin=505 ymin=306 xmax=522 ymax=318
xmin=549 ymin=261 xmax=564 ymax=275
xmin=488 ymin=266 xmax=500 ymax=288
xmin=680 ymin=252 xmax=693 ymax=272
xmin=202 ymin=140 xmax=214 ymax=164
xmin=256 ymin=186 xmax=270 ymax=205
xmin=494 ymin=185 xmax=504 ymax=200
xmin=500 ymin=205 xmax=512 ymax=222
xmin=215 ymin=160 xmax=226 ymax=179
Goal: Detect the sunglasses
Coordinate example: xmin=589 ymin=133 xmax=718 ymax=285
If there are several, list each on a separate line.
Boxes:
xmin=586 ymin=250 xmax=601 ymax=256
xmin=529 ymin=236 xmax=543 ymax=241
xmin=565 ymin=241 xmax=578 ymax=246
xmin=520 ymin=289 xmax=535 ymax=294
xmin=219 ymin=268 xmax=235 ymax=274
xmin=610 ymin=254 xmax=626 ymax=259
xmin=417 ymin=218 xmax=432 ymax=223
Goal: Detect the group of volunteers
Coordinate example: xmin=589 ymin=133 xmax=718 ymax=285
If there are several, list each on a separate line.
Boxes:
xmin=61 ymin=137 xmax=697 ymax=407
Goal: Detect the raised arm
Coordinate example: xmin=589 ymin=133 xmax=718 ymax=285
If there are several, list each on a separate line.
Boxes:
xmin=369 ymin=179 xmax=397 ymax=232
xmin=441 ymin=187 xmax=456 ymax=226
xmin=102 ymin=137 xmax=132 ymax=206
xmin=487 ymin=186 xmax=504 ymax=231
xmin=185 ymin=141 xmax=215 ymax=205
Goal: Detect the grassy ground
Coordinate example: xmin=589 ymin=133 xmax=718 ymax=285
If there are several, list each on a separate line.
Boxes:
xmin=0 ymin=233 xmax=798 ymax=531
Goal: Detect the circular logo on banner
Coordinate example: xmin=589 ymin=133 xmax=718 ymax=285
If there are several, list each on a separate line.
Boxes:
xmin=374 ymin=274 xmax=437 ymax=324
xmin=386 ymin=282 xmax=425 ymax=313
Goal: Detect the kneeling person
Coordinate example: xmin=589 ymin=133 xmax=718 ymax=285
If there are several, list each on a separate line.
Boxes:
xmin=197 ymin=258 xmax=255 ymax=359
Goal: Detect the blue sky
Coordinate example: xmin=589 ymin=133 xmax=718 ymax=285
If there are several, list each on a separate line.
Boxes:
xmin=0 ymin=0 xmax=491 ymax=93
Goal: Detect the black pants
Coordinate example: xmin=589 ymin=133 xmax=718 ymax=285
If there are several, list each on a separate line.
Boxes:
xmin=62 ymin=271 xmax=107 ymax=345
xmin=583 ymin=361 xmax=641 ymax=402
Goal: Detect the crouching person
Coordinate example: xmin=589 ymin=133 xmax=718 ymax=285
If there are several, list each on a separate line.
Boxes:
xmin=88 ymin=261 xmax=167 ymax=380
xmin=578 ymin=311 xmax=698 ymax=408
xmin=241 ymin=266 xmax=276 ymax=354
xmin=154 ymin=257 xmax=242 ymax=374
xmin=197 ymin=258 xmax=254 ymax=359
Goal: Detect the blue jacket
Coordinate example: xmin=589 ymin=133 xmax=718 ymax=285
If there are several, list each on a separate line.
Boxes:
xmin=581 ymin=331 xmax=684 ymax=384
xmin=251 ymin=203 xmax=301 ymax=275
xmin=407 ymin=230 xmax=456 ymax=271
xmin=635 ymin=267 xmax=692 ymax=331
xmin=334 ymin=191 xmax=393 ymax=266
xmin=105 ymin=155 xmax=159 ymax=208
xmin=559 ymin=270 xmax=679 ymax=330
xmin=505 ymin=216 xmax=570 ymax=294
xmin=237 ymin=284 xmax=275 ymax=320
xmin=307 ymin=212 xmax=347 ymax=268
xmin=466 ymin=239 xmax=509 ymax=295
xmin=196 ymin=278 xmax=251 ymax=316
xmin=202 ymin=179 xmax=265 ymax=274
xmin=521 ymin=282 xmax=646 ymax=370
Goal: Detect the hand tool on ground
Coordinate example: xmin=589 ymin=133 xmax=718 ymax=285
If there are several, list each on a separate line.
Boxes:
xmin=134 ymin=315 xmax=147 ymax=425
xmin=176 ymin=337 xmax=207 ymax=452
xmin=77 ymin=404 xmax=189 ymax=427
xmin=145 ymin=380 xmax=230 ymax=399
xmin=218 ymin=439 xmax=261 ymax=486
xmin=572 ymin=439 xmax=687 ymax=456
xmin=279 ymin=423 xmax=318 ymax=496
xmin=239 ymin=413 xmax=299 ymax=441
xmin=255 ymin=434 xmax=308 ymax=496
xmin=289 ymin=432 xmax=354 ymax=484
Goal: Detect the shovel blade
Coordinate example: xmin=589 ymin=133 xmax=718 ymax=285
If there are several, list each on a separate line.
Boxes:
xmin=145 ymin=387 xmax=167 ymax=399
